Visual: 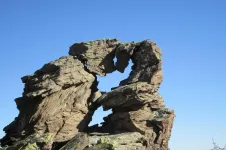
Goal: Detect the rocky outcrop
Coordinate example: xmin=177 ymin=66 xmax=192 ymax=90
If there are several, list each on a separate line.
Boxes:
xmin=1 ymin=39 xmax=175 ymax=150
xmin=1 ymin=56 xmax=98 ymax=146
xmin=93 ymin=82 xmax=174 ymax=149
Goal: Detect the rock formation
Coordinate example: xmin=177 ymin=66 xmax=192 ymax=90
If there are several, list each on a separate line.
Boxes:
xmin=0 ymin=39 xmax=175 ymax=150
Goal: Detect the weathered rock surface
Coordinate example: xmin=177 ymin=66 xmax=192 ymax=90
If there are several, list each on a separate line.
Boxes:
xmin=115 ymin=42 xmax=136 ymax=73
xmin=59 ymin=132 xmax=89 ymax=150
xmin=96 ymin=82 xmax=165 ymax=110
xmin=1 ymin=56 xmax=97 ymax=146
xmin=120 ymin=41 xmax=163 ymax=90
xmin=69 ymin=39 xmax=119 ymax=76
xmin=87 ymin=132 xmax=146 ymax=150
xmin=1 ymin=39 xmax=175 ymax=150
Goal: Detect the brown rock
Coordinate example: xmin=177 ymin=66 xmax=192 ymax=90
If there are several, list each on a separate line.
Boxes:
xmin=97 ymin=82 xmax=165 ymax=110
xmin=1 ymin=39 xmax=175 ymax=150
xmin=69 ymin=39 xmax=119 ymax=76
xmin=1 ymin=56 xmax=97 ymax=145
xmin=120 ymin=40 xmax=163 ymax=91
xmin=115 ymin=42 xmax=136 ymax=73
xmin=59 ymin=132 xmax=89 ymax=150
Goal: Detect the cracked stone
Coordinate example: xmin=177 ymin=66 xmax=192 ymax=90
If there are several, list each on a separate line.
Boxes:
xmin=1 ymin=39 xmax=175 ymax=150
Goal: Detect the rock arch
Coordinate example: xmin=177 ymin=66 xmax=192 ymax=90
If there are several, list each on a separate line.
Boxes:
xmin=1 ymin=39 xmax=175 ymax=150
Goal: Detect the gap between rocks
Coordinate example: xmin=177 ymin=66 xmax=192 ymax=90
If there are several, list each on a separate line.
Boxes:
xmin=88 ymin=60 xmax=133 ymax=127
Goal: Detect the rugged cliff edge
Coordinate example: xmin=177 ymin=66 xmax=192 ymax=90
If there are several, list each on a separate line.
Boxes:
xmin=0 ymin=39 xmax=175 ymax=150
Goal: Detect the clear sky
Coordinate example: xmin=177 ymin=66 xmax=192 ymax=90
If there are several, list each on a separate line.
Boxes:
xmin=0 ymin=1 xmax=226 ymax=149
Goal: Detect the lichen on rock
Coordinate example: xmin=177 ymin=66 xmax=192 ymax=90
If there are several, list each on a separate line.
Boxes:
xmin=1 ymin=38 xmax=175 ymax=150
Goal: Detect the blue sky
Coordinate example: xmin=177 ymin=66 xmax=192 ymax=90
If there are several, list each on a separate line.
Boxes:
xmin=0 ymin=1 xmax=226 ymax=149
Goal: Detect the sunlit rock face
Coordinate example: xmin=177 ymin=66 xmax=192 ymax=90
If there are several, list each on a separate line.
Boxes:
xmin=0 ymin=39 xmax=175 ymax=150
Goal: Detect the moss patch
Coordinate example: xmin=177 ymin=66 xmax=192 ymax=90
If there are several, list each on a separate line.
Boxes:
xmin=38 ymin=133 xmax=54 ymax=143
xmin=92 ymin=143 xmax=114 ymax=150
xmin=24 ymin=143 xmax=39 ymax=150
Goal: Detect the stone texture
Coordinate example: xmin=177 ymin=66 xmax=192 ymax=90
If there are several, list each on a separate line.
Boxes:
xmin=1 ymin=133 xmax=54 ymax=150
xmin=120 ymin=40 xmax=163 ymax=91
xmin=86 ymin=132 xmax=146 ymax=150
xmin=69 ymin=39 xmax=119 ymax=76
xmin=96 ymin=82 xmax=165 ymax=110
xmin=115 ymin=42 xmax=136 ymax=73
xmin=60 ymin=132 xmax=89 ymax=150
xmin=1 ymin=56 xmax=97 ymax=146
xmin=1 ymin=39 xmax=175 ymax=150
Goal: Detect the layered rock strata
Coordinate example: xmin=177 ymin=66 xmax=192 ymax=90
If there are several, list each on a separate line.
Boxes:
xmin=1 ymin=39 xmax=175 ymax=150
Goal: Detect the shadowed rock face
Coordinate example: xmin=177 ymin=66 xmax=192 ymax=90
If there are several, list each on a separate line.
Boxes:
xmin=0 ymin=39 xmax=175 ymax=150
xmin=69 ymin=39 xmax=119 ymax=76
